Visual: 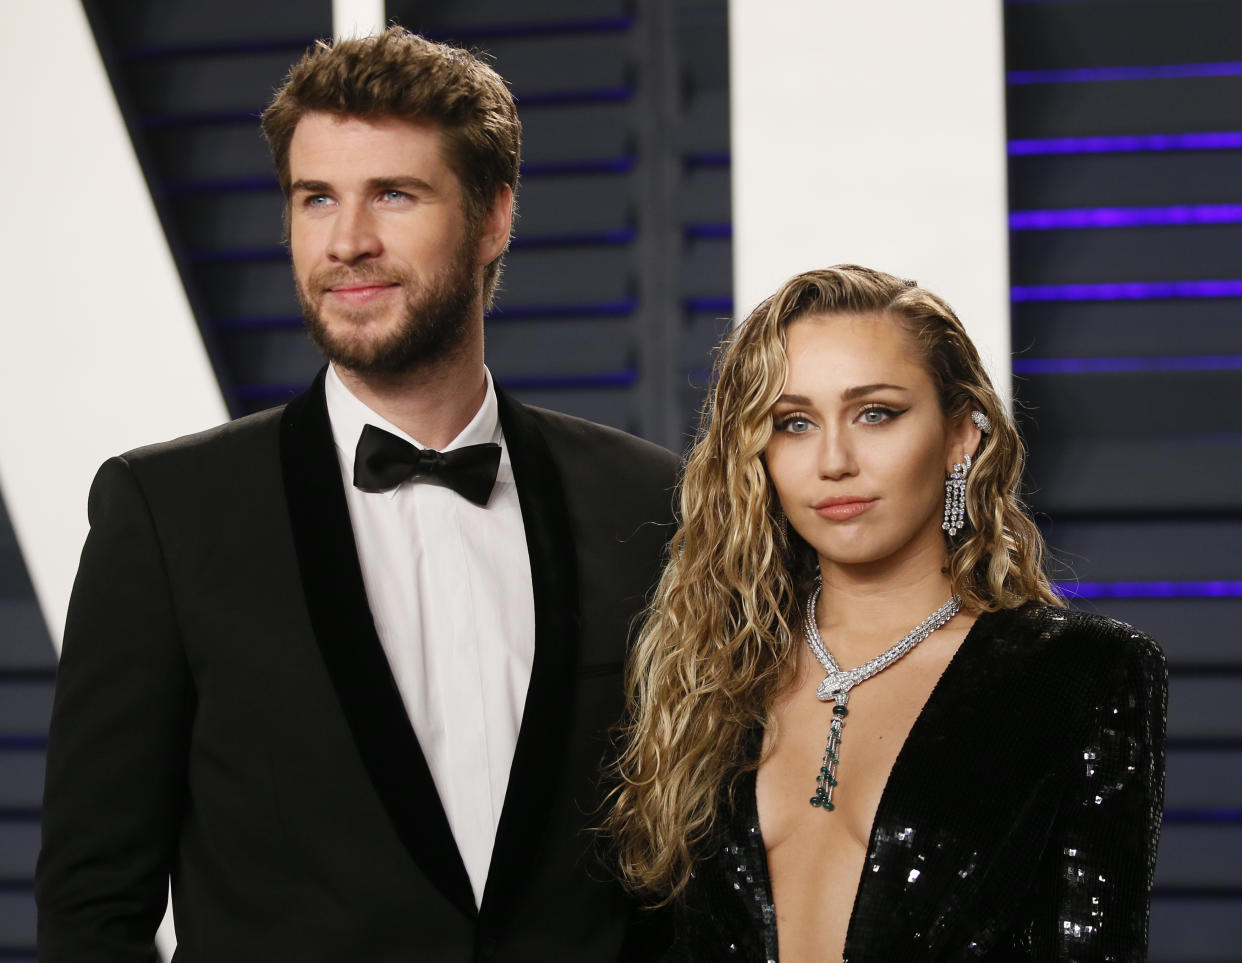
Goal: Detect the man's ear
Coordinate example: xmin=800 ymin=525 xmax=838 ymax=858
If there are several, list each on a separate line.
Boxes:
xmin=477 ymin=184 xmax=514 ymax=266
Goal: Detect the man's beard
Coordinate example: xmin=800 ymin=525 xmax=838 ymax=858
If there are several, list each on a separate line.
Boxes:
xmin=296 ymin=242 xmax=479 ymax=377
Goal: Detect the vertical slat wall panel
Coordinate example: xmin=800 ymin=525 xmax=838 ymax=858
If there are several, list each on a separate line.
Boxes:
xmin=1005 ymin=2 xmax=1242 ymax=961
xmin=387 ymin=0 xmax=731 ymax=447
xmin=675 ymin=2 xmax=733 ymax=442
xmin=0 ymin=495 xmax=56 ymax=959
xmin=83 ymin=0 xmax=335 ymax=418
xmin=82 ymin=0 xmax=338 ymax=417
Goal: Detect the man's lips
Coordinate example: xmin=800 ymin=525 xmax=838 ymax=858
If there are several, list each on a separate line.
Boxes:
xmin=324 ymin=281 xmax=400 ymax=305
xmin=812 ymin=496 xmax=877 ymax=520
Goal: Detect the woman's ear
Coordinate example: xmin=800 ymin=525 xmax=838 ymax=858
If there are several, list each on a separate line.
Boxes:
xmin=945 ymin=409 xmax=983 ymax=472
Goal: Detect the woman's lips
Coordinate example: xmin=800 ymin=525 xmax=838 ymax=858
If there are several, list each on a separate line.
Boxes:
xmin=812 ymin=497 xmax=876 ymax=521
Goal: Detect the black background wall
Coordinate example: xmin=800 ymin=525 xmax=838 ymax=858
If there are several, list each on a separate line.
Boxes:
xmin=1 ymin=0 xmax=1238 ymax=959
xmin=1006 ymin=1 xmax=1242 ymax=959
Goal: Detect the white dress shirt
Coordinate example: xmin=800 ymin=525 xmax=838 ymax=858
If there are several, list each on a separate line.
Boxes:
xmin=324 ymin=364 xmax=535 ymax=908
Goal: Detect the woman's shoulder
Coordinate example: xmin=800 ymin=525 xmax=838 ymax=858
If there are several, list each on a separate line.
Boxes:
xmin=975 ymin=602 xmax=1166 ymax=684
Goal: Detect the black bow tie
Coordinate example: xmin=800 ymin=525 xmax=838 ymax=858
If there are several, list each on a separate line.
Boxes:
xmin=352 ymin=424 xmax=501 ymax=505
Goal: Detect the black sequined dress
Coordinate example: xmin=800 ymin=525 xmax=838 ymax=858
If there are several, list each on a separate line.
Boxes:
xmin=665 ymin=604 xmax=1167 ymax=962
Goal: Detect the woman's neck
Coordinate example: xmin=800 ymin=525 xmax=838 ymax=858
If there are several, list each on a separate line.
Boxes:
xmin=813 ymin=552 xmax=958 ymax=667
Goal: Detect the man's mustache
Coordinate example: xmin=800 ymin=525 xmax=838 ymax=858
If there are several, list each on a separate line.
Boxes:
xmin=308 ymin=265 xmax=409 ymax=294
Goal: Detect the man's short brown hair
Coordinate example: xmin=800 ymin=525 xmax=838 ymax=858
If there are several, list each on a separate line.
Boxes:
xmin=261 ymin=27 xmax=521 ymax=304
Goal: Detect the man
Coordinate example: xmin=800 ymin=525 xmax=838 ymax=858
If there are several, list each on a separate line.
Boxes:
xmin=36 ymin=28 xmax=678 ymax=962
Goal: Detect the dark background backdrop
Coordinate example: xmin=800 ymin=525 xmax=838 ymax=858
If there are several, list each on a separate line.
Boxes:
xmin=1 ymin=1 xmax=1239 ymax=958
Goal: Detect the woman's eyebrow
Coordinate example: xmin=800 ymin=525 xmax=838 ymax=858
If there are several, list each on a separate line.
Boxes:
xmin=841 ymin=383 xmax=908 ymax=401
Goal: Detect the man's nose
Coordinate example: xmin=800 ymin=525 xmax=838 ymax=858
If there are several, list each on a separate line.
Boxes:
xmin=327 ymin=202 xmax=382 ymax=264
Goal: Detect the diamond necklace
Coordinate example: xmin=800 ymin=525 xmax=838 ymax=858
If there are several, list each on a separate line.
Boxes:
xmin=803 ymin=578 xmax=961 ymax=812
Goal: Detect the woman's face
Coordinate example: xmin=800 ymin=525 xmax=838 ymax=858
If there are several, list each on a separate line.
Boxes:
xmin=764 ymin=311 xmax=977 ymax=578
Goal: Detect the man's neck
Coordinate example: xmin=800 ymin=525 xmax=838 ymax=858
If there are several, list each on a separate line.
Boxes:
xmin=333 ymin=350 xmax=488 ymax=450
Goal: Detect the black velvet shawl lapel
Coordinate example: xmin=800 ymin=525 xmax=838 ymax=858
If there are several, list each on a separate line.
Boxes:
xmin=479 ymin=389 xmax=581 ymax=927
xmin=278 ymin=367 xmax=476 ymax=921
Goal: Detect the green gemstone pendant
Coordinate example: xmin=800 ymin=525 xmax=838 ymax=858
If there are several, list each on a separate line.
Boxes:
xmin=810 ymin=690 xmax=848 ymax=813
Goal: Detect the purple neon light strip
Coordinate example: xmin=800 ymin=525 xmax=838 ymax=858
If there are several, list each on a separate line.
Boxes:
xmin=1008 ymin=61 xmax=1242 ymax=85
xmin=1009 ymin=131 xmax=1242 ymax=155
xmin=685 ymin=296 xmax=734 ymax=313
xmin=685 ymin=152 xmax=731 ymax=169
xmin=487 ymin=297 xmax=638 ymax=319
xmin=1164 ymin=809 xmax=1242 ymax=825
xmin=1010 ymin=204 xmax=1242 ymax=230
xmin=1057 ymin=581 xmax=1242 ymax=599
xmin=1014 ymin=355 xmax=1242 ymax=375
xmin=420 ymin=15 xmax=634 ymax=42
xmin=499 ymin=368 xmax=638 ymax=391
xmin=0 ymin=734 xmax=46 ymax=750
xmin=1011 ymin=280 xmax=1242 ymax=302
xmin=236 ymin=368 xmax=640 ymax=401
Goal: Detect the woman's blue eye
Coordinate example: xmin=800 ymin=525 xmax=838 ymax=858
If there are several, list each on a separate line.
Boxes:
xmin=859 ymin=406 xmax=904 ymax=425
xmin=776 ymin=416 xmax=812 ymax=434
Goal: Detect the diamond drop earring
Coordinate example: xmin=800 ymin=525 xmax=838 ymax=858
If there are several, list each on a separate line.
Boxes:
xmin=942 ymin=452 xmax=971 ymax=537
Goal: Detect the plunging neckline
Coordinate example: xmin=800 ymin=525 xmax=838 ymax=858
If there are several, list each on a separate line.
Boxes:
xmin=747 ymin=607 xmax=993 ymax=961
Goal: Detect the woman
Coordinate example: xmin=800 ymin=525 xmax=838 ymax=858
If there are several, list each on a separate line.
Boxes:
xmin=608 ymin=266 xmax=1166 ymax=962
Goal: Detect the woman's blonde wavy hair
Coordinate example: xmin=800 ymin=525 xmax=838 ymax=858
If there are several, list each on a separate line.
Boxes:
xmin=606 ymin=264 xmax=1061 ymax=902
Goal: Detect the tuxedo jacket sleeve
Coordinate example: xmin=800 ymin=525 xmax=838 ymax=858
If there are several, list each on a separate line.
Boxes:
xmin=37 ymin=455 xmax=193 ymax=962
xmin=36 ymin=377 xmax=681 ymax=963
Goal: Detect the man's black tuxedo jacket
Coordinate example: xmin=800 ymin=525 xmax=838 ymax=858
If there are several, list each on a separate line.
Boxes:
xmin=36 ymin=372 xmax=680 ymax=962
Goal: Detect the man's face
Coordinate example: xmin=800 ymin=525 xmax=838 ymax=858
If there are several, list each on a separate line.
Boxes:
xmin=288 ymin=112 xmax=480 ymax=375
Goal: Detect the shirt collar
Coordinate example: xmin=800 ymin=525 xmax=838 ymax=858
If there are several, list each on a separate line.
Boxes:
xmin=325 ymin=363 xmax=504 ymax=498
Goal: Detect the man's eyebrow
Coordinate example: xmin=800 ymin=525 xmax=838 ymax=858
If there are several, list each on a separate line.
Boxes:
xmin=841 ymin=383 xmax=908 ymax=401
xmin=290 ymin=179 xmax=330 ymax=194
xmin=288 ymin=176 xmax=436 ymax=194
xmin=367 ymin=175 xmax=435 ymax=193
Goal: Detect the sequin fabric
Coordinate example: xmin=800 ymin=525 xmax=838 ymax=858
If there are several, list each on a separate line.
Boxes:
xmin=660 ymin=604 xmax=1167 ymax=962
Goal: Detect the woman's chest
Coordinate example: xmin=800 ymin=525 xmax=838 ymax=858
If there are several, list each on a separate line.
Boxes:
xmin=758 ymin=645 xmax=960 ymax=851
